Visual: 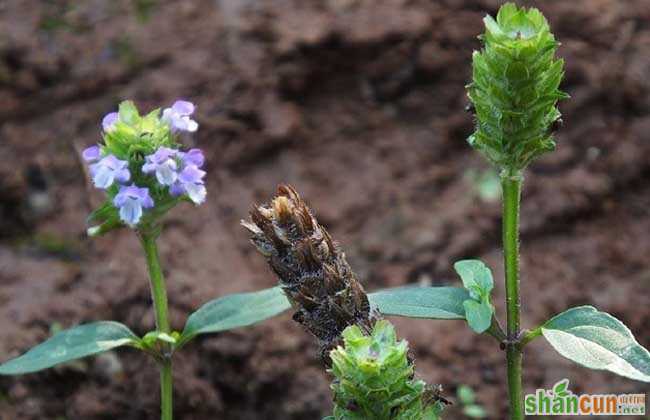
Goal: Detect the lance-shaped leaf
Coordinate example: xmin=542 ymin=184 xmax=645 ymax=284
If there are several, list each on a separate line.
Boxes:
xmin=0 ymin=322 xmax=138 ymax=375
xmin=179 ymin=286 xmax=291 ymax=346
xmin=368 ymin=287 xmax=469 ymax=320
xmin=541 ymin=306 xmax=650 ymax=382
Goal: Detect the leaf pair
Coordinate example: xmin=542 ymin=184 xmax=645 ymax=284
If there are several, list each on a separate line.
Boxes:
xmin=367 ymin=281 xmax=650 ymax=383
xmin=0 ymin=287 xmax=291 ymax=375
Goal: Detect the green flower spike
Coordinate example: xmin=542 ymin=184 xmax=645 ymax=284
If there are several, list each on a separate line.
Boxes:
xmin=329 ymin=320 xmax=444 ymax=420
xmin=467 ymin=3 xmax=568 ymax=174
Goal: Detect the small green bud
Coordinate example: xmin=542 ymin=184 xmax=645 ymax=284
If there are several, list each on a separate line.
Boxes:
xmin=329 ymin=320 xmax=444 ymax=420
xmin=467 ymin=3 xmax=568 ymax=173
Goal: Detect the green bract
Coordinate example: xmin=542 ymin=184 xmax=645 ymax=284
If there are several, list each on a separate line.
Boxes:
xmin=467 ymin=3 xmax=568 ymax=172
xmin=329 ymin=320 xmax=443 ymax=420
xmin=105 ymin=101 xmax=175 ymax=160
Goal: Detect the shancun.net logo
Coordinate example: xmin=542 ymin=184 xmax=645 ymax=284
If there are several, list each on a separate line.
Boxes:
xmin=525 ymin=379 xmax=646 ymax=416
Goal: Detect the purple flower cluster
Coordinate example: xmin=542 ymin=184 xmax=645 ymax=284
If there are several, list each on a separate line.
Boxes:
xmin=83 ymin=100 xmax=204 ymax=228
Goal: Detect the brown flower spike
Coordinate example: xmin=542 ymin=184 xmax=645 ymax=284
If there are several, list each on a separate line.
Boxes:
xmin=242 ymin=185 xmax=378 ymax=358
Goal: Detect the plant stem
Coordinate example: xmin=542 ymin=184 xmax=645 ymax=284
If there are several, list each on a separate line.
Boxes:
xmin=140 ymin=229 xmax=173 ymax=420
xmin=501 ymin=171 xmax=524 ymax=420
xmin=160 ymin=360 xmax=173 ymax=420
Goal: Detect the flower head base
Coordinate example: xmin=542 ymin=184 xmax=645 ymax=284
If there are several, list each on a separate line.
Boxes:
xmin=330 ymin=320 xmax=445 ymax=420
xmin=162 ymin=100 xmax=198 ymax=133
xmin=83 ymin=99 xmax=205 ymax=234
xmin=242 ymin=185 xmax=378 ymax=360
xmin=467 ymin=3 xmax=568 ymax=172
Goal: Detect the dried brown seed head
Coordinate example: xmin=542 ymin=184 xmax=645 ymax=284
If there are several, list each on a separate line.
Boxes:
xmin=242 ymin=185 xmax=378 ymax=359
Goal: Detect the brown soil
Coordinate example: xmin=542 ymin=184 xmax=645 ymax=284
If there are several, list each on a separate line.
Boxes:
xmin=1 ymin=0 xmax=649 ymax=419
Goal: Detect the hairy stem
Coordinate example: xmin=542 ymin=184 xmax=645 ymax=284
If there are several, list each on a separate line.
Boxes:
xmin=140 ymin=230 xmax=173 ymax=420
xmin=502 ymin=172 xmax=523 ymax=420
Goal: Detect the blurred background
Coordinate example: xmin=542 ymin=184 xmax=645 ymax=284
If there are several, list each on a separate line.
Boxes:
xmin=1 ymin=0 xmax=649 ymax=418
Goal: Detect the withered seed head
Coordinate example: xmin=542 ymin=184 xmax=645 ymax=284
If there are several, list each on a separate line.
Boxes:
xmin=242 ymin=185 xmax=378 ymax=358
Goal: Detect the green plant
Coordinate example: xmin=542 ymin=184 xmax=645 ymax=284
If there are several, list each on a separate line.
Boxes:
xmin=0 ymin=100 xmax=291 ymax=419
xmin=336 ymin=3 xmax=650 ymax=420
xmin=457 ymin=385 xmax=487 ymax=419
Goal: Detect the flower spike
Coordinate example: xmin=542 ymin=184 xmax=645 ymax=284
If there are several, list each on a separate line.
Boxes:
xmin=243 ymin=185 xmax=378 ymax=359
xmin=467 ymin=3 xmax=568 ymax=173
xmin=83 ymin=99 xmax=205 ymax=232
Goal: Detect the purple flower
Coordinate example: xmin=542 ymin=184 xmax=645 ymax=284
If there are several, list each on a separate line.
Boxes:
xmin=170 ymin=165 xmax=206 ymax=204
xmin=161 ymin=100 xmax=198 ymax=133
xmin=181 ymin=148 xmax=205 ymax=167
xmin=89 ymin=155 xmax=130 ymax=189
xmin=113 ymin=184 xmax=154 ymax=226
xmin=142 ymin=147 xmax=179 ymax=186
xmin=102 ymin=112 xmax=119 ymax=132
xmin=82 ymin=145 xmax=101 ymax=163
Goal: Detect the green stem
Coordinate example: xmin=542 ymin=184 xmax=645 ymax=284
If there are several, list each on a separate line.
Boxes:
xmin=140 ymin=229 xmax=173 ymax=420
xmin=160 ymin=360 xmax=173 ymax=420
xmin=501 ymin=171 xmax=524 ymax=420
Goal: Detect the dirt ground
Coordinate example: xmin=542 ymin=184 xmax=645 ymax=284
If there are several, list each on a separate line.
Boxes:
xmin=1 ymin=0 xmax=649 ymax=418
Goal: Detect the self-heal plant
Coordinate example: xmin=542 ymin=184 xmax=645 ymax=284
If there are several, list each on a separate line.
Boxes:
xmin=0 ymin=100 xmax=293 ymax=420
xmin=332 ymin=4 xmax=649 ymax=420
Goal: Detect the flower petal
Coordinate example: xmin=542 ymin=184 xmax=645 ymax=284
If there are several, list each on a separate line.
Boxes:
xmin=119 ymin=198 xmax=143 ymax=226
xmin=82 ymin=145 xmax=100 ymax=162
xmin=172 ymin=100 xmax=195 ymax=115
xmin=102 ymin=112 xmax=118 ymax=132
xmin=185 ymin=183 xmax=206 ymax=205
xmin=183 ymin=149 xmax=205 ymax=167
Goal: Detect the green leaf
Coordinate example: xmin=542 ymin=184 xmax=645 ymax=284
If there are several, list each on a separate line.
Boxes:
xmin=454 ymin=260 xmax=494 ymax=300
xmin=463 ymin=404 xmax=487 ymax=418
xmin=463 ymin=299 xmax=493 ymax=333
xmin=541 ymin=306 xmax=650 ymax=382
xmin=368 ymin=287 xmax=469 ymax=320
xmin=180 ymin=287 xmax=291 ymax=345
xmin=0 ymin=322 xmax=138 ymax=375
xmin=457 ymin=385 xmax=476 ymax=405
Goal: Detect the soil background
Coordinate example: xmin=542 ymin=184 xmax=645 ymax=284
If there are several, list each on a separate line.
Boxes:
xmin=1 ymin=0 xmax=649 ymax=419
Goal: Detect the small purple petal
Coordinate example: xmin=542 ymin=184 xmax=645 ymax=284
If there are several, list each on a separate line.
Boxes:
xmin=183 ymin=149 xmax=205 ymax=167
xmin=169 ymin=181 xmax=184 ymax=196
xmin=185 ymin=183 xmax=206 ymax=204
xmin=142 ymin=162 xmax=157 ymax=174
xmin=178 ymin=165 xmax=205 ymax=184
xmin=171 ymin=100 xmax=195 ymax=115
xmin=150 ymin=147 xmax=178 ymax=163
xmin=115 ymin=169 xmax=131 ymax=183
xmin=82 ymin=145 xmax=101 ymax=162
xmin=102 ymin=112 xmax=119 ymax=132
